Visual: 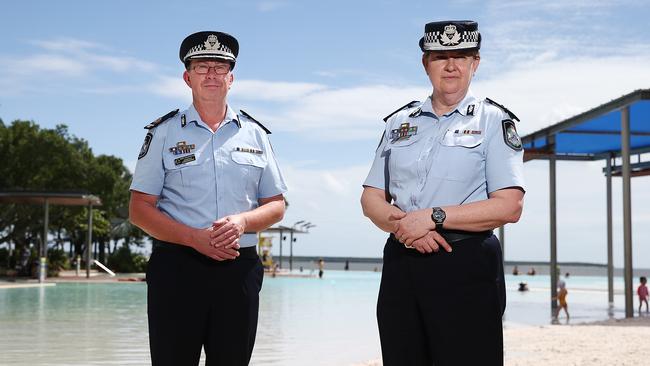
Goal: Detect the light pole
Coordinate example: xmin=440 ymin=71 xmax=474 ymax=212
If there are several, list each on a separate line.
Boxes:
xmin=303 ymin=223 xmax=316 ymax=232
xmin=289 ymin=221 xmax=306 ymax=271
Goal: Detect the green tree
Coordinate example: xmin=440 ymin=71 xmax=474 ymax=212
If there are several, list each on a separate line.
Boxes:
xmin=0 ymin=119 xmax=141 ymax=274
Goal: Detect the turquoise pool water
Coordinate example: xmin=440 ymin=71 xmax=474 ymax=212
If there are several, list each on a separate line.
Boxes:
xmin=0 ymin=271 xmax=631 ymax=366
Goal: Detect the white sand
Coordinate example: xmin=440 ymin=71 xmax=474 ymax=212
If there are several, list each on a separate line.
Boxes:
xmin=355 ymin=316 xmax=650 ymax=366
xmin=504 ymin=316 xmax=650 ymax=366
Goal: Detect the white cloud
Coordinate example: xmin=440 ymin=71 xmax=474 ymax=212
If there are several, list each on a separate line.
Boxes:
xmin=279 ymin=163 xmax=387 ymax=258
xmin=149 ymin=76 xmax=192 ymax=103
xmin=21 ymin=54 xmax=88 ymax=76
xmin=472 ymin=54 xmax=650 ymax=135
xmin=229 ymin=84 xmax=427 ymax=139
xmin=30 ymin=37 xmax=156 ymax=72
xmin=231 ymin=80 xmax=327 ymax=102
xmin=0 ymin=37 xmax=158 ymax=92
xmin=30 ymin=38 xmax=103 ymax=52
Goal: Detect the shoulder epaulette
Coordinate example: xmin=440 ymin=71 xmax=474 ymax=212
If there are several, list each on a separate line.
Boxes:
xmin=239 ymin=110 xmax=271 ymax=134
xmin=484 ymin=98 xmax=519 ymax=121
xmin=144 ymin=109 xmax=179 ymax=129
xmin=383 ymin=101 xmax=420 ymax=122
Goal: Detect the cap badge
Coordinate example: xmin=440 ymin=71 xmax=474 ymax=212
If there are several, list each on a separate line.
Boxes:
xmin=390 ymin=122 xmax=418 ymax=142
xmin=442 ymin=24 xmax=461 ymax=46
xmin=204 ymin=34 xmax=221 ymax=51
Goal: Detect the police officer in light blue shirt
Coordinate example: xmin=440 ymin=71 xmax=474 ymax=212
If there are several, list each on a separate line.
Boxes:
xmin=129 ymin=31 xmax=286 ymax=366
xmin=361 ymin=20 xmax=525 ymax=366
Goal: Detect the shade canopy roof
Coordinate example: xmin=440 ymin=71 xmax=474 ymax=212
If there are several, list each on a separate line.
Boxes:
xmin=522 ymin=89 xmax=650 ymax=162
xmin=0 ymin=191 xmax=102 ymax=206
xmin=264 ymin=225 xmax=308 ymax=234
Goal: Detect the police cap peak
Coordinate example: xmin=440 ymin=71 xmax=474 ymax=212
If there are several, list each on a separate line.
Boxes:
xmin=419 ymin=20 xmax=481 ymax=52
xmin=179 ymin=31 xmax=239 ymax=66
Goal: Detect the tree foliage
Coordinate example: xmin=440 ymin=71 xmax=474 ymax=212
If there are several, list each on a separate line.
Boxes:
xmin=0 ymin=118 xmax=143 ymax=272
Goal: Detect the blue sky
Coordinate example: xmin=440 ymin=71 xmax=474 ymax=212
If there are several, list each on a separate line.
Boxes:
xmin=2 ymin=0 xmax=650 ymax=268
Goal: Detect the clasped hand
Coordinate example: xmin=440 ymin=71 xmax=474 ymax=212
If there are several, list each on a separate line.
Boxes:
xmin=193 ymin=214 xmax=246 ymax=261
xmin=390 ymin=209 xmax=452 ymax=254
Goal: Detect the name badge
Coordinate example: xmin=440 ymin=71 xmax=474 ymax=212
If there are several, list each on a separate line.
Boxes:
xmin=174 ymin=154 xmax=196 ymax=166
xmin=234 ymin=147 xmax=263 ymax=154
xmin=453 ymin=129 xmax=482 ymax=135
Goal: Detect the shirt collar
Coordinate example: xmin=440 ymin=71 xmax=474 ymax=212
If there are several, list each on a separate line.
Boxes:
xmin=425 ymin=90 xmax=478 ymax=118
xmin=455 ymin=91 xmax=478 ymax=117
xmin=183 ymin=103 xmax=241 ymax=129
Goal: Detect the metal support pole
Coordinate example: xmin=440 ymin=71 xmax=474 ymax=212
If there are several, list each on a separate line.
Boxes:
xmin=549 ymin=155 xmax=558 ymax=317
xmin=279 ymin=231 xmax=283 ymax=269
xmin=606 ymin=156 xmax=614 ymax=308
xmin=39 ymin=199 xmax=50 ymax=283
xmin=86 ymin=204 xmax=93 ymax=279
xmin=289 ymin=231 xmax=294 ymax=272
xmin=621 ymin=106 xmax=633 ymax=318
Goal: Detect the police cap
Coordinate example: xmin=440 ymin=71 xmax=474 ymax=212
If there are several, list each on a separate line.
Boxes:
xmin=179 ymin=31 xmax=239 ymax=67
xmin=419 ymin=21 xmax=481 ymax=52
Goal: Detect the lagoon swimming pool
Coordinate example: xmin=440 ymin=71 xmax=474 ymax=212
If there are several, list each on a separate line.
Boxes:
xmin=0 ymin=271 xmax=630 ymax=366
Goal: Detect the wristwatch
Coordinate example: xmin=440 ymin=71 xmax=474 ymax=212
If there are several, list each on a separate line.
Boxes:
xmin=431 ymin=207 xmax=446 ymax=230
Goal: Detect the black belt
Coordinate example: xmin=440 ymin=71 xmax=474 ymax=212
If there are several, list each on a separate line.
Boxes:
xmin=390 ymin=229 xmax=492 ymax=245
xmin=152 ymin=239 xmax=259 ymax=259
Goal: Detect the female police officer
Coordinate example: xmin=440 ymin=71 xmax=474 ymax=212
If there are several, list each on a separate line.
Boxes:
xmin=361 ymin=21 xmax=525 ymax=365
xmin=130 ymin=31 xmax=287 ymax=366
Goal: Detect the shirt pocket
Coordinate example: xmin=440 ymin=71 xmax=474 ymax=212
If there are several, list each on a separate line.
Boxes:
xmin=230 ymin=150 xmax=267 ymax=186
xmin=163 ymin=152 xmax=203 ymax=189
xmin=387 ymin=135 xmax=422 ymax=183
xmin=433 ymin=131 xmax=485 ymax=182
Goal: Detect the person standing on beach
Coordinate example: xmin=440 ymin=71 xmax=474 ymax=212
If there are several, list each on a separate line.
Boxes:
xmin=554 ymin=279 xmax=569 ymax=320
xmin=638 ymin=276 xmax=649 ymax=314
xmin=318 ymin=258 xmax=325 ymax=278
xmin=361 ymin=20 xmax=525 ymax=365
xmin=129 ymin=31 xmax=287 ymax=366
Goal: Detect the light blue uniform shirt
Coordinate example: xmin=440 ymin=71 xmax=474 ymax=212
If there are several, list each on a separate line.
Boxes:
xmin=131 ymin=104 xmax=287 ymax=247
xmin=364 ymin=91 xmax=525 ymax=213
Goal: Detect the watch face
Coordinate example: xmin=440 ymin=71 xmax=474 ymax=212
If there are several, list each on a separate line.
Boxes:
xmin=433 ymin=209 xmax=446 ymax=222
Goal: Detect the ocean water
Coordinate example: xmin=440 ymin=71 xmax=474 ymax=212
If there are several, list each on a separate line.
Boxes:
xmin=0 ymin=271 xmax=635 ymax=366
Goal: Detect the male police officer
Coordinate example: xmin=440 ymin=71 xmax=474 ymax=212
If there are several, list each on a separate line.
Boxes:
xmin=129 ymin=31 xmax=287 ymax=366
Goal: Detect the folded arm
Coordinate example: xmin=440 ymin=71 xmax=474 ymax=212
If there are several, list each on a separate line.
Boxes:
xmin=394 ymin=188 xmax=524 ymax=246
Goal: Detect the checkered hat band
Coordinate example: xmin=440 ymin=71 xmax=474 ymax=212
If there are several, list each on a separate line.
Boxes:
xmin=422 ymin=30 xmax=479 ymax=50
xmin=184 ymin=44 xmax=234 ymax=62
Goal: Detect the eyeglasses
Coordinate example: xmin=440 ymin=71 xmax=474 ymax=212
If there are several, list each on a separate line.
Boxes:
xmin=191 ymin=64 xmax=230 ymax=75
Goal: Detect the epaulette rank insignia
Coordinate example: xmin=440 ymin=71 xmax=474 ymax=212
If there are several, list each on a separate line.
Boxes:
xmin=383 ymin=101 xmax=420 ymax=122
xmin=485 ymin=98 xmax=519 ymax=121
xmin=145 ymin=109 xmax=179 ymax=129
xmin=240 ymin=110 xmax=271 ymax=134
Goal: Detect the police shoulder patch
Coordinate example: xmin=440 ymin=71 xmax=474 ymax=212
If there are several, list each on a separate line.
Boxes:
xmin=383 ymin=101 xmax=420 ymax=122
xmin=502 ymin=119 xmax=522 ymax=151
xmin=144 ymin=109 xmax=179 ymax=130
xmin=239 ymin=110 xmax=271 ymax=134
xmin=138 ymin=132 xmax=154 ymax=159
xmin=485 ymin=98 xmax=519 ymax=122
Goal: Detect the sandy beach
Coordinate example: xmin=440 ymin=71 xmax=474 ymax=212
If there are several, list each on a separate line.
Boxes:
xmin=356 ymin=316 xmax=650 ymax=366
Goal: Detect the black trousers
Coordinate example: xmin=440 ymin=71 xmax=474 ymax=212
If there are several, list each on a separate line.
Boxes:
xmin=377 ymin=234 xmax=505 ymax=366
xmin=147 ymin=240 xmax=264 ymax=366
